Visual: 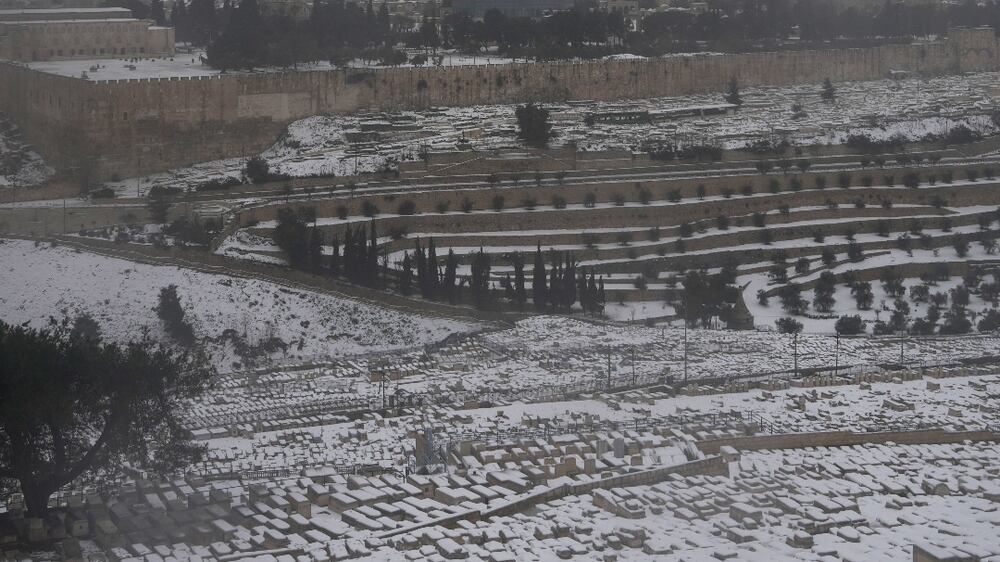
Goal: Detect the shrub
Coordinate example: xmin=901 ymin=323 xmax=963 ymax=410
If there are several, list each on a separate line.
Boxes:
xmin=776 ymin=317 xmax=803 ymax=333
xmin=648 ymin=226 xmax=661 ymax=241
xmin=491 ymin=195 xmax=505 ymax=212
xmin=838 ymin=172 xmax=851 ymax=189
xmin=696 ymin=184 xmax=707 ymax=199
xmin=942 ymin=169 xmax=954 ymax=183
xmin=752 ymin=212 xmax=766 ymax=228
xmin=244 ymin=156 xmax=270 ymax=183
xmin=361 ymin=201 xmax=379 ymax=217
xmin=461 ymin=198 xmax=474 ymax=213
xmin=666 ymin=189 xmax=682 ymax=202
xmin=814 ymin=176 xmax=827 ymax=189
xmin=881 ymin=198 xmax=893 ymax=209
xmin=617 ymin=231 xmax=633 ymax=246
xmin=903 ymin=173 xmax=920 ymax=188
xmin=835 ymin=315 xmax=866 ymax=335
xmin=90 ymin=187 xmax=116 ymax=199
xmin=552 ymin=195 xmax=567 ymax=209
xmin=435 ymin=201 xmax=451 ymax=214
xmin=861 ymin=175 xmax=873 ymax=187
xmin=582 ymin=232 xmax=599 ymax=248
xmin=613 ymin=193 xmax=626 ymax=206
xmin=721 ymin=187 xmax=734 ymax=199
xmin=521 ymin=197 xmax=537 ymax=210
xmin=336 ymin=205 xmax=348 ymax=219
xmin=966 ymin=169 xmax=979 ymax=182
xmin=679 ymin=222 xmax=693 ymax=237
xmin=716 ymin=215 xmax=730 ymax=230
xmin=883 ymin=175 xmax=895 ymax=187
xmin=397 ymin=200 xmax=417 ymax=215
xmin=583 ymin=192 xmax=597 ymax=208
xmin=740 ymin=183 xmax=754 ymax=196
xmin=789 ymin=177 xmax=802 ymax=191
xmin=638 ymin=187 xmax=652 ymax=205
xmin=768 ymin=179 xmax=780 ymax=194
xmin=854 ymin=199 xmax=866 ymax=209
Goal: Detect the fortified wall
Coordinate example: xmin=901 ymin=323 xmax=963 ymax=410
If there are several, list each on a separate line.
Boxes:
xmin=1 ymin=27 xmax=997 ymax=180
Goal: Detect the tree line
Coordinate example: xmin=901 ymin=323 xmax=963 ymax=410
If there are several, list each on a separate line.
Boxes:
xmin=146 ymin=0 xmax=1000 ymax=70
xmin=271 ymin=210 xmax=608 ymax=313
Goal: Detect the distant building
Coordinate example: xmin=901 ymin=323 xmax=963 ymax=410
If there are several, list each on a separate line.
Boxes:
xmin=0 ymin=7 xmax=174 ymax=61
xmin=449 ymin=0 xmax=575 ymax=19
xmin=0 ymin=0 xmax=103 ymax=9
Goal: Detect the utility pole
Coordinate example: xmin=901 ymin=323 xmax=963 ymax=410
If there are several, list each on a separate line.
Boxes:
xmin=631 ymin=346 xmax=636 ymax=387
xmin=793 ymin=331 xmax=799 ymax=377
xmin=834 ymin=333 xmax=840 ymax=374
xmin=899 ymin=331 xmax=905 ymax=366
xmin=683 ymin=320 xmax=689 ymax=383
xmin=606 ymin=347 xmax=612 ymax=391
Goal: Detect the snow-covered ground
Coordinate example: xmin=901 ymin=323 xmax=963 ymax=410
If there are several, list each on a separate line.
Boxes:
xmin=94 ymin=70 xmax=1000 ymax=196
xmin=0 ymin=238 xmax=476 ymax=371
xmin=0 ymin=114 xmax=53 ymax=187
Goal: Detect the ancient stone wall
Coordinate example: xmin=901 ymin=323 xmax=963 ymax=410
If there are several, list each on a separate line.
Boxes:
xmin=1 ymin=27 xmax=997 ymax=180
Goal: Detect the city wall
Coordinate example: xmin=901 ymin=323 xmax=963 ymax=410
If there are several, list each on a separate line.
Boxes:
xmin=1 ymin=27 xmax=997 ymax=180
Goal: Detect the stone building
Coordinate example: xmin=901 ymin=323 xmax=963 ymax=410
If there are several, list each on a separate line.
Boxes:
xmin=0 ymin=7 xmax=174 ymax=61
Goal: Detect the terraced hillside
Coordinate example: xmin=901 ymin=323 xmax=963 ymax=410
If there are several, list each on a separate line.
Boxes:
xmin=219 ymin=143 xmax=1000 ymax=332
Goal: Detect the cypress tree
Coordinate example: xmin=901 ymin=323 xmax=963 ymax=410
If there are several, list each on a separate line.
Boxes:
xmin=343 ymin=228 xmax=354 ymax=278
xmin=427 ymin=238 xmax=440 ymax=300
xmin=399 ymin=252 xmax=413 ymax=295
xmin=564 ymin=254 xmax=577 ymax=311
xmin=512 ymin=252 xmax=526 ymax=310
xmin=598 ymin=276 xmax=607 ymax=313
xmin=368 ymin=220 xmax=379 ymax=286
xmin=330 ymin=234 xmax=341 ymax=276
xmin=548 ymin=251 xmax=561 ymax=311
xmin=308 ymin=227 xmax=323 ymax=271
xmin=532 ymin=243 xmax=547 ymax=312
xmin=443 ymin=249 xmax=458 ymax=303
xmin=414 ymin=238 xmax=427 ymax=297
xmin=587 ymin=272 xmax=598 ymax=314
xmin=577 ymin=269 xmax=588 ymax=314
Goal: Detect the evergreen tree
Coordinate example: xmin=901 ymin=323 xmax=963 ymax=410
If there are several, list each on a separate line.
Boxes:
xmin=532 ymin=243 xmax=547 ymax=312
xmin=187 ymin=0 xmax=219 ymax=46
xmin=330 ymin=234 xmax=341 ymax=276
xmin=821 ymin=77 xmax=836 ymax=101
xmin=515 ymin=103 xmax=553 ymax=148
xmin=150 ymin=0 xmax=167 ymax=26
xmin=343 ymin=228 xmax=354 ymax=277
xmin=414 ymin=238 xmax=427 ymax=297
xmin=548 ymin=252 xmax=561 ymax=311
xmin=368 ymin=220 xmax=379 ymax=286
xmin=443 ymin=249 xmax=458 ymax=303
xmin=587 ymin=272 xmax=598 ymax=315
xmin=399 ymin=252 xmax=413 ymax=295
xmin=0 ymin=321 xmax=212 ymax=517
xmin=577 ymin=270 xmax=588 ymax=314
xmin=470 ymin=249 xmax=492 ymax=309
xmin=512 ymin=252 xmax=526 ymax=310
xmin=170 ymin=0 xmax=188 ymax=42
xmin=427 ymin=238 xmax=440 ymax=299
xmin=308 ymin=227 xmax=324 ymax=271
xmin=273 ymin=208 xmax=309 ymax=269
xmin=725 ymin=77 xmax=743 ymax=106
xmin=597 ymin=277 xmax=606 ymax=314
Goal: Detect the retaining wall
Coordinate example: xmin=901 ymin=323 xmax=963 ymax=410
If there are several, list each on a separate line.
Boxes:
xmin=1 ymin=27 xmax=996 ymax=180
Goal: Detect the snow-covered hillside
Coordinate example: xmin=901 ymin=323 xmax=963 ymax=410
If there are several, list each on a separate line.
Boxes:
xmin=0 ymin=238 xmax=477 ymax=371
